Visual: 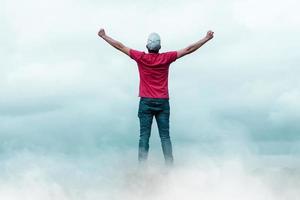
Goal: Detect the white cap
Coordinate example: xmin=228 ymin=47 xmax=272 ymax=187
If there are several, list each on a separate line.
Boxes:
xmin=146 ymin=32 xmax=161 ymax=51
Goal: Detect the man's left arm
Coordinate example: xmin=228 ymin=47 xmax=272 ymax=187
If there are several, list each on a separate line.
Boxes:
xmin=98 ymin=28 xmax=130 ymax=56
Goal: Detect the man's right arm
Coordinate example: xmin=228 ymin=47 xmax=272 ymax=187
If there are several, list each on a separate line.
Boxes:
xmin=177 ymin=30 xmax=214 ymax=59
xmin=98 ymin=28 xmax=130 ymax=56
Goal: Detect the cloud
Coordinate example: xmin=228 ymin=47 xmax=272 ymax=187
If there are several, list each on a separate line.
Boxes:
xmin=0 ymin=151 xmax=299 ymax=200
xmin=232 ymin=0 xmax=300 ymax=31
xmin=1 ymin=1 xmax=300 ymax=198
xmin=269 ymin=90 xmax=300 ymax=129
xmin=1 ymin=0 xmax=300 ymax=156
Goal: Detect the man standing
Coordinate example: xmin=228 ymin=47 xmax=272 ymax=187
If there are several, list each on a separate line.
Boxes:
xmin=98 ymin=29 xmax=214 ymax=165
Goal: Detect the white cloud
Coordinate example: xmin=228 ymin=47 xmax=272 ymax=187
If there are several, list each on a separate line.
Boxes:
xmin=233 ymin=0 xmax=300 ymax=30
xmin=0 ymin=151 xmax=299 ymax=200
xmin=1 ymin=1 xmax=300 ymax=199
xmin=1 ymin=0 xmax=300 ymax=155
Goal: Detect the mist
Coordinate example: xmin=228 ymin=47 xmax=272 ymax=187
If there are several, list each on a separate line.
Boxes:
xmin=1 ymin=0 xmax=300 ymax=199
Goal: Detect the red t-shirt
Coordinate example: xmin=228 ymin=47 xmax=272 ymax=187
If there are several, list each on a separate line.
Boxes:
xmin=130 ymin=49 xmax=177 ymax=99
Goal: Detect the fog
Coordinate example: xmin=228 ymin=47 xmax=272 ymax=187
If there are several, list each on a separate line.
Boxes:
xmin=1 ymin=0 xmax=300 ymax=199
xmin=1 ymin=151 xmax=299 ymax=200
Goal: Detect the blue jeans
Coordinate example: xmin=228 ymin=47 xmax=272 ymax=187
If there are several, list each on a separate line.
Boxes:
xmin=138 ymin=97 xmax=173 ymax=165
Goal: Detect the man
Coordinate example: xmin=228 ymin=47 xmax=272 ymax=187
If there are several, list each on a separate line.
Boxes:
xmin=98 ymin=29 xmax=214 ymax=166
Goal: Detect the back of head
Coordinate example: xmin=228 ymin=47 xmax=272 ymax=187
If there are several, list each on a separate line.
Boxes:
xmin=146 ymin=32 xmax=161 ymax=53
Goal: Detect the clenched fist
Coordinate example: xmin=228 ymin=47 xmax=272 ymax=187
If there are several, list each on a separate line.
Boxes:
xmin=98 ymin=28 xmax=106 ymax=37
xmin=205 ymin=30 xmax=214 ymax=40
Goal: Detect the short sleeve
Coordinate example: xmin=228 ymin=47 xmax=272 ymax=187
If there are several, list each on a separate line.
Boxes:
xmin=164 ymin=51 xmax=177 ymax=64
xmin=129 ymin=49 xmax=144 ymax=62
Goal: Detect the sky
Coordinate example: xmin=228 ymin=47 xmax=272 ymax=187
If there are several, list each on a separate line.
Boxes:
xmin=0 ymin=0 xmax=300 ymax=199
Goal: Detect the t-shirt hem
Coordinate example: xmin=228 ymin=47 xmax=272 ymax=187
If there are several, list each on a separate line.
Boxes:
xmin=138 ymin=95 xmax=169 ymax=99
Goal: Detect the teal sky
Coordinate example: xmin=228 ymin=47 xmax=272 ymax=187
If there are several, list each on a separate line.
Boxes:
xmin=0 ymin=0 xmax=300 ymax=158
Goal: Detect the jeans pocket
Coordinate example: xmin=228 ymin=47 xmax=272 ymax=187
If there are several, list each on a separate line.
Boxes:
xmin=138 ymin=100 xmax=151 ymax=117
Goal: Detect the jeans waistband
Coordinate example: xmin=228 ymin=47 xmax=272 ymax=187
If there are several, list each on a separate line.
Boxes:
xmin=140 ymin=97 xmax=169 ymax=101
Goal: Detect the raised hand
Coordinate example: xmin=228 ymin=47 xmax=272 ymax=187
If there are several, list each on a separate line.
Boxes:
xmin=205 ymin=30 xmax=214 ymax=40
xmin=98 ymin=28 xmax=106 ymax=38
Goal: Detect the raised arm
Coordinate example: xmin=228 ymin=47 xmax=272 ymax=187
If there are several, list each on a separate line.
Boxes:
xmin=177 ymin=30 xmax=214 ymax=59
xmin=98 ymin=28 xmax=130 ymax=56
